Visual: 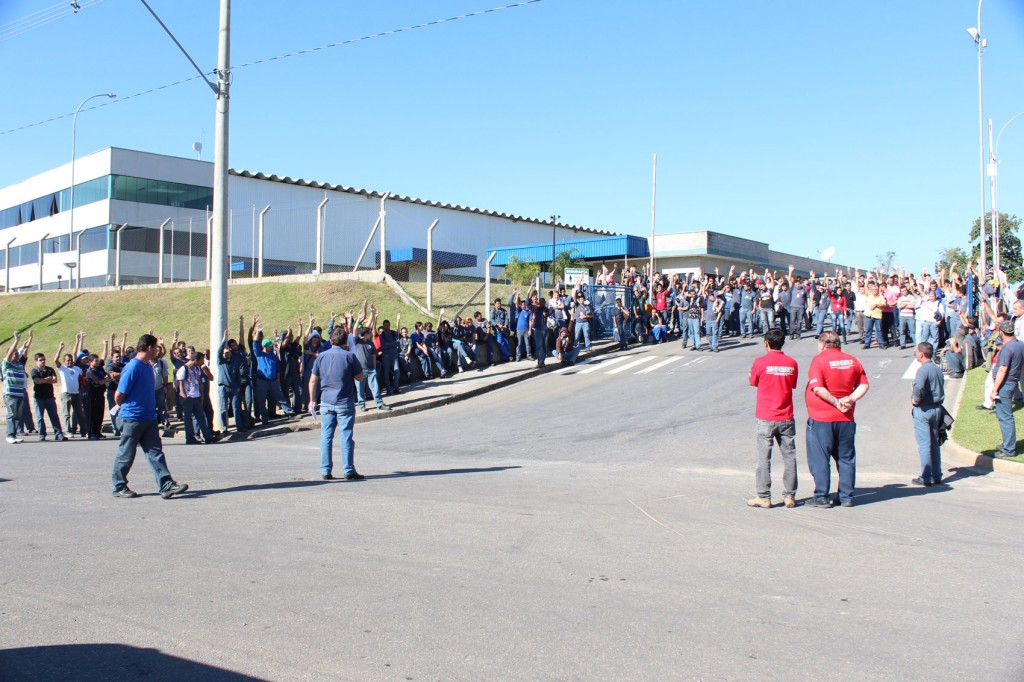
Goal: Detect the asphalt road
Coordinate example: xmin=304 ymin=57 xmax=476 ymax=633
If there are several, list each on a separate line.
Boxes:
xmin=1 ymin=335 xmax=1022 ymax=681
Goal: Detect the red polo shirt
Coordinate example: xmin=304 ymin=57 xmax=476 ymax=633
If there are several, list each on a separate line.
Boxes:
xmin=805 ymin=348 xmax=868 ymax=422
xmin=749 ymin=350 xmax=799 ymax=421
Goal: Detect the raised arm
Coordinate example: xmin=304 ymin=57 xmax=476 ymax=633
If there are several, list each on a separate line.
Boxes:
xmin=6 ymin=331 xmax=21 ymax=361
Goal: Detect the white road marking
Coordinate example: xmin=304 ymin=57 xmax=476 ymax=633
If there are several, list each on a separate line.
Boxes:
xmin=577 ymin=355 xmax=630 ymax=374
xmin=902 ymin=359 xmax=921 ymax=380
xmin=637 ymin=356 xmax=682 ymax=374
xmin=607 ymin=356 xmax=655 ymax=374
xmin=552 ymin=357 xmax=595 ymax=374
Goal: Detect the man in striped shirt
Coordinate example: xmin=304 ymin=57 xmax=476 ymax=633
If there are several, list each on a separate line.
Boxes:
xmin=4 ymin=330 xmax=30 ymax=444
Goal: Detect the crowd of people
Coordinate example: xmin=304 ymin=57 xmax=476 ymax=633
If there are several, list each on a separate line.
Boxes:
xmin=2 ymin=257 xmax=1021 ymax=499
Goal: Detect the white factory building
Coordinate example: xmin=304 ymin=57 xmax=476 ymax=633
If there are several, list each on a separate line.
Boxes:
xmin=0 ymin=147 xmax=609 ymax=291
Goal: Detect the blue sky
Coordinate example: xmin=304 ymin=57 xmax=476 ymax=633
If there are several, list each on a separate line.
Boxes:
xmin=3 ymin=0 xmax=1024 ymax=272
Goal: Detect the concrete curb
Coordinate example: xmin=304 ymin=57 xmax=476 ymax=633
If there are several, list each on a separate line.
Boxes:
xmin=946 ymin=369 xmax=1024 ymax=478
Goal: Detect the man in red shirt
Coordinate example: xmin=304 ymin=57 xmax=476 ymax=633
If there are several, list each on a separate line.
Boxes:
xmin=804 ymin=330 xmax=870 ymax=507
xmin=748 ymin=328 xmax=800 ymax=509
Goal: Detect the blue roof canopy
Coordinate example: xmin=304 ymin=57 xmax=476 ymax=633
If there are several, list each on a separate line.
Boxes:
xmin=489 ymin=235 xmax=648 ymax=267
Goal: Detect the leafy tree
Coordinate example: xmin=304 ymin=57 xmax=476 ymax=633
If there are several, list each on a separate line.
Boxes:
xmin=876 ymin=251 xmax=896 ymax=274
xmin=551 ymin=248 xmax=587 ymax=281
xmin=934 ymin=246 xmax=970 ymax=278
xmin=503 ymin=255 xmax=541 ymax=286
xmin=969 ymin=212 xmax=1023 ymax=283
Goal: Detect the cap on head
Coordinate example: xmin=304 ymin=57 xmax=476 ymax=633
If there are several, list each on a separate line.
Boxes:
xmin=262 ymin=339 xmax=274 ymax=347
xmin=999 ymin=319 xmax=1015 ymax=335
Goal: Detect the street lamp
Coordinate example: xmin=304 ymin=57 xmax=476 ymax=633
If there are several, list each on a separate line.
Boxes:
xmin=988 ymin=110 xmax=1024 ymax=274
xmin=968 ymin=2 xmax=987 ymax=278
xmin=64 ymin=262 xmax=77 ymax=289
xmin=69 ymin=92 xmax=116 ymax=290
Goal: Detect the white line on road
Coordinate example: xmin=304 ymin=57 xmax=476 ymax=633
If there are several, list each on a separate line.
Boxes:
xmin=637 ymin=356 xmax=682 ymax=374
xmin=607 ymin=356 xmax=655 ymax=374
xmin=902 ymin=359 xmax=921 ymax=380
xmin=577 ymin=355 xmax=630 ymax=374
xmin=552 ymin=357 xmax=595 ymax=374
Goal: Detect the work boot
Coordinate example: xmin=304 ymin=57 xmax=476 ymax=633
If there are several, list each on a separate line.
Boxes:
xmin=783 ymin=495 xmax=796 ymax=508
xmin=746 ymin=497 xmax=772 ymax=509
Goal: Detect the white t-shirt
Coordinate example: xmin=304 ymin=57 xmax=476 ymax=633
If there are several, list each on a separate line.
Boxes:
xmin=57 ymin=364 xmax=82 ymax=394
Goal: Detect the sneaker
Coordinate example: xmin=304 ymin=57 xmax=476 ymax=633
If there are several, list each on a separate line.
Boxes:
xmin=112 ymin=488 xmax=139 ymax=498
xmin=39 ymin=434 xmax=47 ymax=441
xmin=839 ymin=500 xmax=854 ymax=508
xmin=378 ymin=404 xmax=392 ymax=412
xmin=344 ymin=472 xmax=366 ymax=481
xmin=55 ymin=435 xmax=66 ymax=442
xmin=160 ymin=483 xmax=189 ymax=499
xmin=783 ymin=495 xmax=796 ymax=508
xmin=746 ymin=497 xmax=772 ymax=509
xmin=322 ymin=473 xmax=334 ymax=480
xmin=910 ymin=477 xmax=932 ymax=486
xmin=804 ymin=497 xmax=832 ymax=509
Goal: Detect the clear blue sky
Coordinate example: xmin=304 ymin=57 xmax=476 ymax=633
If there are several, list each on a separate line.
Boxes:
xmin=3 ymin=0 xmax=1024 ymax=272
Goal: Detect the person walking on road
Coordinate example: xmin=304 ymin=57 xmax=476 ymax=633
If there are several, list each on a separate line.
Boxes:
xmin=910 ymin=342 xmax=945 ymax=485
xmin=111 ymin=335 xmax=189 ymax=499
xmin=990 ymin=319 xmax=1023 ymax=459
xmin=309 ymin=327 xmax=365 ymax=481
xmin=804 ymin=330 xmax=870 ymax=508
xmin=747 ymin=328 xmax=799 ymax=509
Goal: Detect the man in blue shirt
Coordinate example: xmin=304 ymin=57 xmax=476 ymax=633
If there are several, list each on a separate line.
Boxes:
xmin=309 ymin=327 xmax=364 ymax=480
xmin=990 ymin=320 xmax=1024 ymax=459
xmin=111 ymin=334 xmax=188 ymax=499
xmin=254 ymin=325 xmax=295 ymax=426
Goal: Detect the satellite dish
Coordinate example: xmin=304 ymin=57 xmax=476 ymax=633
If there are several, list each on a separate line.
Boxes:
xmin=820 ymin=246 xmax=836 ymax=262
xmin=192 ymin=142 xmax=203 ymax=160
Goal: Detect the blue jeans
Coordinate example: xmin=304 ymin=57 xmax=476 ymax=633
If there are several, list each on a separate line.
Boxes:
xmin=381 ymin=351 xmax=400 ymax=392
xmin=356 ymin=369 xmax=384 ymax=409
xmin=256 ymin=376 xmax=293 ymax=423
xmin=759 ymin=307 xmax=776 ymax=332
xmin=916 ymin=320 xmax=938 ymax=349
xmin=552 ymin=346 xmax=580 ymax=364
xmin=532 ymin=330 xmax=547 ymax=367
xmin=687 ymin=317 xmax=702 ymax=349
xmin=806 ymin=418 xmax=857 ymax=503
xmin=182 ymin=395 xmax=214 ymax=443
xmin=831 ymin=312 xmax=846 ymax=340
xmin=739 ymin=308 xmax=753 ymax=336
xmin=34 ymin=396 xmax=63 ymax=438
xmin=574 ymin=319 xmax=592 ymax=350
xmin=862 ymin=317 xmax=882 ymax=347
xmin=112 ymin=419 xmax=173 ymax=493
xmin=814 ymin=308 xmax=828 ymax=336
xmin=320 ymin=401 xmax=356 ymax=476
xmin=898 ymin=316 xmax=915 ymax=347
xmin=995 ymin=382 xmax=1017 ymax=457
xmin=706 ymin=315 xmax=722 ymax=350
xmin=789 ymin=308 xmax=805 ymax=336
xmin=284 ymin=372 xmax=303 ymax=412
xmin=650 ymin=325 xmax=668 ymax=342
xmin=912 ymin=405 xmax=942 ymax=481
xmin=5 ymin=394 xmax=25 ymax=438
xmin=218 ymin=386 xmax=247 ymax=431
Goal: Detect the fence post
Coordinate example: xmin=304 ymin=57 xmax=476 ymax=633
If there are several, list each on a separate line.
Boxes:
xmin=113 ymin=224 xmax=127 ymax=286
xmin=379 ymin=192 xmax=389 ymax=277
xmin=156 ymin=219 xmax=169 ymax=283
xmin=38 ymin=233 xmax=49 ymax=291
xmin=258 ymin=204 xmax=271 ymax=278
xmin=316 ymin=196 xmax=329 ymax=274
xmin=206 ymin=215 xmax=213 ymax=281
xmin=426 ymin=219 xmax=439 ymax=309
xmin=5 ymin=238 xmax=15 ymax=293
xmin=484 ymin=250 xmax=497 ymax=317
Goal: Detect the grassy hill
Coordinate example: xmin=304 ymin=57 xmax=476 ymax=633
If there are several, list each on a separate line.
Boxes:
xmin=0 ymin=280 xmax=513 ymax=357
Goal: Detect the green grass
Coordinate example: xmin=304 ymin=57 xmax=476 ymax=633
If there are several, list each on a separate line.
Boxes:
xmin=401 ymin=281 xmax=519 ymax=314
xmin=951 ymin=366 xmax=1024 ymax=462
xmin=0 ymin=280 xmax=443 ymax=358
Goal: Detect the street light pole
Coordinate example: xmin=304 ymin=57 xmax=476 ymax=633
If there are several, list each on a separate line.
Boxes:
xmin=209 ymin=0 xmax=231 ymax=430
xmin=989 ymin=110 xmax=1024 ymax=275
xmin=968 ymin=2 xmax=987 ymax=278
xmin=69 ymin=92 xmax=116 ymax=291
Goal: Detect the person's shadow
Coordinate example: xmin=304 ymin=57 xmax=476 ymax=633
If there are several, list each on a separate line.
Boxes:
xmin=851 ymin=466 xmax=988 ymax=506
xmin=0 ymin=643 xmax=264 ymax=681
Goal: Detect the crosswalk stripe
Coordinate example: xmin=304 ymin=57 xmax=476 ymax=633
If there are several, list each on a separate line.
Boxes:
xmin=577 ymin=355 xmax=630 ymax=374
xmin=553 ymin=357 xmax=595 ymax=374
xmin=902 ymin=359 xmax=921 ymax=380
xmin=637 ymin=356 xmax=682 ymax=374
xmin=607 ymin=356 xmax=655 ymax=374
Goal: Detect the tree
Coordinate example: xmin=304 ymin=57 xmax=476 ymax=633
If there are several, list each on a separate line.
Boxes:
xmin=934 ymin=246 xmax=969 ymax=278
xmin=503 ymin=255 xmax=541 ymax=286
xmin=876 ymin=251 xmax=896 ymax=274
xmin=970 ymin=212 xmax=1023 ymax=283
xmin=551 ymin=248 xmax=587 ymax=281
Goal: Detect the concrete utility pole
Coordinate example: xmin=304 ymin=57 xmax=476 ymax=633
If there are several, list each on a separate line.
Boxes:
xmin=209 ymin=0 xmax=231 ymax=429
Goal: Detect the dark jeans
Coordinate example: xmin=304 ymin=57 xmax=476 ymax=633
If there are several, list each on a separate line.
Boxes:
xmin=806 ymin=418 xmax=857 ymax=504
xmin=912 ymin=405 xmax=942 ymax=481
xmin=88 ymin=391 xmax=105 ymax=437
xmin=219 ymin=386 xmax=247 ymax=431
xmin=531 ymin=330 xmax=547 ymax=367
xmin=112 ymin=419 xmax=173 ymax=493
xmin=182 ymin=395 xmax=214 ymax=443
xmin=34 ymin=396 xmax=63 ymax=438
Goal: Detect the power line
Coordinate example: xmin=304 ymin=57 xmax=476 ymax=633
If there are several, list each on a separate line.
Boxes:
xmin=0 ymin=0 xmax=545 ymax=137
xmin=0 ymin=0 xmax=105 ymax=42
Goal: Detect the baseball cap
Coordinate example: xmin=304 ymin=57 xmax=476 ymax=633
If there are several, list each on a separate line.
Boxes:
xmin=261 ymin=339 xmax=274 ymax=347
xmin=999 ymin=320 xmax=1015 ymax=335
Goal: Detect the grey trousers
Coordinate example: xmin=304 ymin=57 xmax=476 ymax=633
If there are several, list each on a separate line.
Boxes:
xmin=756 ymin=418 xmax=798 ymax=498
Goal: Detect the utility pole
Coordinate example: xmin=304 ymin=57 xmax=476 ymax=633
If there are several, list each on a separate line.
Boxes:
xmin=209 ymin=0 xmax=231 ymax=430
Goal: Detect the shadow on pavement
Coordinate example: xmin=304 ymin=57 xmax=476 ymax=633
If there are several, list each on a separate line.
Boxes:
xmin=942 ymin=466 xmax=992 ymax=483
xmin=0 ymin=643 xmax=264 ymax=681
xmin=182 ymin=480 xmax=331 ymax=498
xmin=853 ymin=482 xmax=952 ymax=506
xmin=370 ymin=466 xmax=522 ymax=479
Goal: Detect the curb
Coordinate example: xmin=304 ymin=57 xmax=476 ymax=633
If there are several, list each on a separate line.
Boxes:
xmin=946 ymin=369 xmax=1024 ymax=478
